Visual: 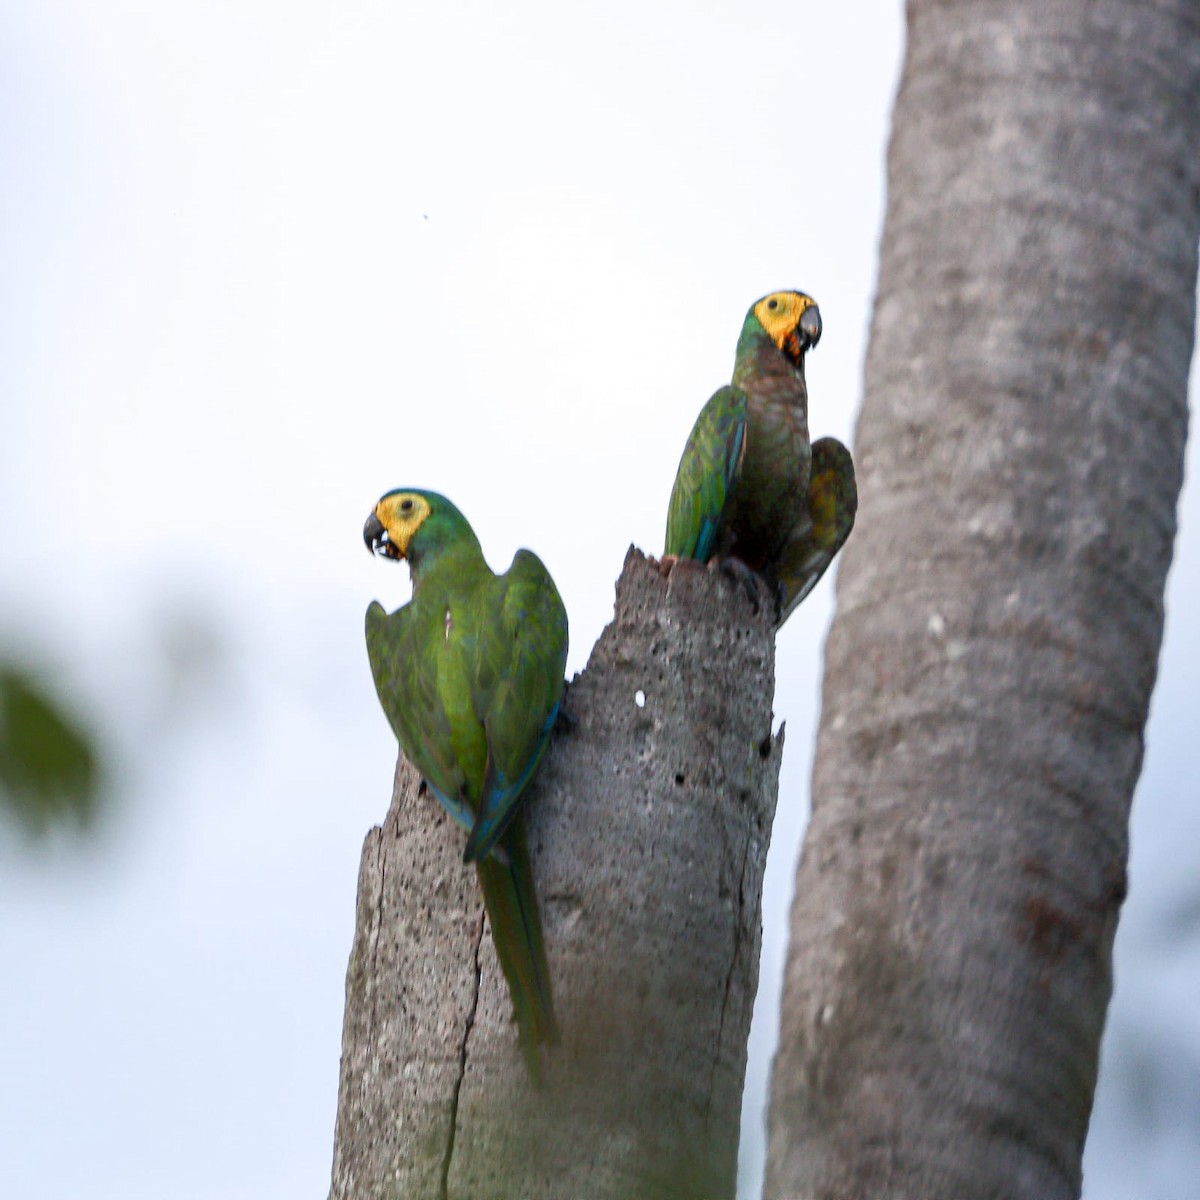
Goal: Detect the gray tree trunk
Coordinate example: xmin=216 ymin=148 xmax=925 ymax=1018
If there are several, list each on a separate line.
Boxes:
xmin=329 ymin=550 xmax=783 ymax=1200
xmin=767 ymin=2 xmax=1200 ymax=1198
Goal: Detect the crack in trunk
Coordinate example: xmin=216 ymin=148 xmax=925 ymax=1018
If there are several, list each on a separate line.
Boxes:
xmin=707 ymin=826 xmax=752 ymax=1116
xmin=439 ymin=909 xmax=485 ymax=1200
xmin=366 ymin=830 xmax=386 ymax=1039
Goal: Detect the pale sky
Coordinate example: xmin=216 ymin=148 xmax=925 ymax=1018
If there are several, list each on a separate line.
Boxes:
xmin=2 ymin=4 xmax=1197 ymax=1198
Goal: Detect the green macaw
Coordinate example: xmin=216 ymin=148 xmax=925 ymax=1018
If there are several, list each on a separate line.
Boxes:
xmin=663 ymin=290 xmax=857 ymax=625
xmin=363 ymin=488 xmax=566 ymax=1082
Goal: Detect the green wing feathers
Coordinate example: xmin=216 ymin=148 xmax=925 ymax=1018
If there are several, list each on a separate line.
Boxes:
xmin=462 ymin=550 xmax=567 ymax=862
xmin=776 ymin=436 xmax=858 ymax=623
xmin=664 ymin=386 xmax=747 ymax=561
xmin=365 ymin=598 xmax=477 ymax=829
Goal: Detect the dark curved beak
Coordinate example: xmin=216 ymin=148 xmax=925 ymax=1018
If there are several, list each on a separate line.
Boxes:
xmin=799 ymin=304 xmax=822 ymax=350
xmin=364 ymin=512 xmax=387 ymax=556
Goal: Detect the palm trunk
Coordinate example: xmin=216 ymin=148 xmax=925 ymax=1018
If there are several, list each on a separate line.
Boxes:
xmin=329 ymin=550 xmax=782 ymax=1199
xmin=766 ymin=1 xmax=1200 ymax=1197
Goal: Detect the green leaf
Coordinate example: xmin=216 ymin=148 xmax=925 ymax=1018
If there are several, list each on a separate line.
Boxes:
xmin=0 ymin=666 xmax=100 ymax=834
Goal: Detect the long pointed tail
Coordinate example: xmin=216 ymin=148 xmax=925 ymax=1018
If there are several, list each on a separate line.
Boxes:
xmin=475 ymin=815 xmax=558 ymax=1084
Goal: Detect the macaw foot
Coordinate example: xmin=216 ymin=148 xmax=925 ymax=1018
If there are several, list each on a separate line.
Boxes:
xmin=712 ymin=556 xmax=770 ymax=616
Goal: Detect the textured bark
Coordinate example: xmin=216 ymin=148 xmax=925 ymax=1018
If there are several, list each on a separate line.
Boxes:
xmin=767 ymin=2 xmax=1200 ymax=1198
xmin=330 ymin=549 xmax=782 ymax=1200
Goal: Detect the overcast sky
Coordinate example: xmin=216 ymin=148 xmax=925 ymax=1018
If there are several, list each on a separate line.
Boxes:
xmin=2 ymin=4 xmax=1197 ymax=1198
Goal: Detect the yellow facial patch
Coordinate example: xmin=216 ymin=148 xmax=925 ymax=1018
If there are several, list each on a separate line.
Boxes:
xmin=753 ymin=291 xmax=816 ymax=350
xmin=374 ymin=491 xmax=432 ymax=558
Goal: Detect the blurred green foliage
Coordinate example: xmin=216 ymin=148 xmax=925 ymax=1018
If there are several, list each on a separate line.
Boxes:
xmin=0 ymin=666 xmax=100 ymax=834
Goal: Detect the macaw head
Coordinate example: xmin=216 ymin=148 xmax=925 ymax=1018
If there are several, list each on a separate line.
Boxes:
xmin=364 ymin=489 xmax=478 ymax=574
xmin=748 ymin=290 xmax=822 ymax=366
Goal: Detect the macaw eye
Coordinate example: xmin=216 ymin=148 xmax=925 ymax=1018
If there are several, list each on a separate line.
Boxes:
xmin=400 ymin=499 xmax=414 ymax=512
xmin=767 ymin=298 xmax=779 ymax=310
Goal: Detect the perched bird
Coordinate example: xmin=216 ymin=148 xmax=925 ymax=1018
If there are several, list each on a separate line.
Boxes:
xmin=363 ymin=488 xmax=566 ymax=1081
xmin=663 ymin=289 xmax=856 ymax=625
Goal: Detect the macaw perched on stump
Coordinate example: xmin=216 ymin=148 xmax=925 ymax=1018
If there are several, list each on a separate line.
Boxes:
xmin=363 ymin=488 xmax=566 ymax=1083
xmin=663 ymin=290 xmax=856 ymax=625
